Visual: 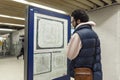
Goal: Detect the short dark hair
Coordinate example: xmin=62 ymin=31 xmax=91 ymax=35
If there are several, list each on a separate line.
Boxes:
xmin=71 ymin=9 xmax=89 ymax=22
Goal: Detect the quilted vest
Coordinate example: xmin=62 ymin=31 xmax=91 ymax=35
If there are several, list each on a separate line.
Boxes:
xmin=69 ymin=24 xmax=102 ymax=80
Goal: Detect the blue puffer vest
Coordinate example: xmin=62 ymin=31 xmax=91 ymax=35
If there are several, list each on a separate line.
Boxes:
xmin=69 ymin=24 xmax=102 ymax=80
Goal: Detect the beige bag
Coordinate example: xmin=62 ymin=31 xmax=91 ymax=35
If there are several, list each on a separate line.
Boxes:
xmin=74 ymin=68 xmax=93 ymax=80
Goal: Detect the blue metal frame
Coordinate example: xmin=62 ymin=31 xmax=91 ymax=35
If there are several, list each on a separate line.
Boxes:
xmin=27 ymin=6 xmax=71 ymax=80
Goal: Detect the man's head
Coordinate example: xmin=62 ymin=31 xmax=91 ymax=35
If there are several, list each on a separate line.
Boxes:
xmin=71 ymin=9 xmax=89 ymax=28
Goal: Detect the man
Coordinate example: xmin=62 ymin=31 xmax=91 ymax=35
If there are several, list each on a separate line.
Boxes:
xmin=17 ymin=39 xmax=24 ymax=59
xmin=67 ymin=9 xmax=102 ymax=80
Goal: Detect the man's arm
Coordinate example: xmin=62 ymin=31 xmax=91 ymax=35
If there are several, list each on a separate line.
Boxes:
xmin=67 ymin=33 xmax=82 ymax=60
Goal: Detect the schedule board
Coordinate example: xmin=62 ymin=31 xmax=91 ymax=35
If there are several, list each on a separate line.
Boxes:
xmin=25 ymin=6 xmax=71 ymax=80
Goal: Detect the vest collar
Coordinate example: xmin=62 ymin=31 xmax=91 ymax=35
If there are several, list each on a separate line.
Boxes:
xmin=73 ymin=24 xmax=91 ymax=34
xmin=75 ymin=21 xmax=96 ymax=29
xmin=73 ymin=21 xmax=96 ymax=34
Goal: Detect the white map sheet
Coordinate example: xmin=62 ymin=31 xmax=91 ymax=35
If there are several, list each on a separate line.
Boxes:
xmin=34 ymin=13 xmax=68 ymax=52
xmin=52 ymin=52 xmax=65 ymax=69
xmin=34 ymin=53 xmax=51 ymax=74
xmin=37 ymin=18 xmax=63 ymax=48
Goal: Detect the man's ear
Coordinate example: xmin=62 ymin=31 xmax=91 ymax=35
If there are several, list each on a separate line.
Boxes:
xmin=77 ymin=19 xmax=81 ymax=24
